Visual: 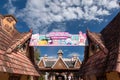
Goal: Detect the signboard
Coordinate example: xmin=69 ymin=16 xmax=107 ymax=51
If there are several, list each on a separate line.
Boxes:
xmin=29 ymin=31 xmax=87 ymax=46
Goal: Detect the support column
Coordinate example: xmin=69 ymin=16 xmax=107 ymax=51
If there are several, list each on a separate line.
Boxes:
xmin=50 ymin=76 xmax=52 ymax=80
xmin=52 ymin=73 xmax=55 ymax=80
xmin=64 ymin=74 xmax=67 ymax=80
xmin=66 ymin=72 xmax=69 ymax=80
xmin=50 ymin=72 xmax=52 ymax=80
xmin=52 ymin=74 xmax=55 ymax=80
xmin=30 ymin=76 xmax=34 ymax=80
xmin=45 ymin=72 xmax=48 ymax=80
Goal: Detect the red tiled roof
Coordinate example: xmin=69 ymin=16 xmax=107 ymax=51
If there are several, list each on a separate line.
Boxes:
xmin=101 ymin=12 xmax=120 ymax=73
xmin=0 ymin=51 xmax=39 ymax=76
xmin=80 ymin=51 xmax=108 ymax=76
xmin=87 ymin=30 xmax=108 ymax=54
xmin=38 ymin=56 xmax=81 ymax=71
xmin=0 ymin=25 xmax=39 ymax=76
xmin=80 ymin=12 xmax=120 ymax=76
xmin=6 ymin=32 xmax=32 ymax=53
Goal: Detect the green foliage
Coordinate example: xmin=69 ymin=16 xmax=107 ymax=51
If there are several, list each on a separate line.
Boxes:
xmin=38 ymin=72 xmax=45 ymax=80
xmin=38 ymin=75 xmax=45 ymax=80
xmin=34 ymin=47 xmax=40 ymax=62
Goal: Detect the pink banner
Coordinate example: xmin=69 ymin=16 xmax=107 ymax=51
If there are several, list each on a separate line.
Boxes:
xmin=29 ymin=31 xmax=87 ymax=46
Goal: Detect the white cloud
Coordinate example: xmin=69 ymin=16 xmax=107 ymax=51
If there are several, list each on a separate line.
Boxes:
xmin=68 ymin=52 xmax=84 ymax=60
xmin=97 ymin=0 xmax=119 ymax=10
xmin=82 ymin=0 xmax=93 ymax=6
xmin=4 ymin=0 xmax=119 ymax=33
xmin=48 ymin=56 xmax=57 ymax=58
xmin=51 ymin=26 xmax=66 ymax=32
xmin=46 ymin=54 xmax=57 ymax=58
xmin=68 ymin=52 xmax=80 ymax=57
xmin=4 ymin=0 xmax=16 ymax=14
xmin=107 ymin=0 xmax=119 ymax=10
xmin=97 ymin=8 xmax=110 ymax=15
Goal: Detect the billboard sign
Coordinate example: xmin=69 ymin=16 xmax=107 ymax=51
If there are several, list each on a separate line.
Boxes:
xmin=29 ymin=31 xmax=87 ymax=46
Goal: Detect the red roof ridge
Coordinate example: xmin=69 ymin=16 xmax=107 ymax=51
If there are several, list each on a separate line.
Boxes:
xmin=87 ymin=30 xmax=108 ymax=54
xmin=52 ymin=57 xmax=69 ymax=69
xmin=6 ymin=32 xmax=32 ymax=53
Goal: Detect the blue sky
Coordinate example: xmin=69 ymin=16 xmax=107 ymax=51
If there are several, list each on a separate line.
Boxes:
xmin=0 ymin=0 xmax=120 ymax=61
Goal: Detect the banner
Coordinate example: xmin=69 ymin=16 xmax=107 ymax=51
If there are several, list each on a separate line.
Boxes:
xmin=29 ymin=31 xmax=87 ymax=46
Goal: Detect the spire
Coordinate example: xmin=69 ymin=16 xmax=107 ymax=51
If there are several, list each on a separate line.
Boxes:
xmin=43 ymin=54 xmax=48 ymax=61
xmin=57 ymin=50 xmax=63 ymax=58
xmin=72 ymin=55 xmax=78 ymax=61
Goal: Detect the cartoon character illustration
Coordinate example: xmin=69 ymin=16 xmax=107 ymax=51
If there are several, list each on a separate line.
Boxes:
xmin=47 ymin=37 xmax=53 ymax=44
xmin=79 ymin=31 xmax=87 ymax=46
xmin=71 ymin=35 xmax=79 ymax=45
xmin=29 ymin=34 xmax=39 ymax=46
xmin=38 ymin=35 xmax=49 ymax=45
xmin=66 ymin=38 xmax=72 ymax=45
xmin=38 ymin=39 xmax=48 ymax=45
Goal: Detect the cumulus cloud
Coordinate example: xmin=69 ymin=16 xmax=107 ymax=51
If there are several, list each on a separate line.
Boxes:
xmin=68 ymin=52 xmax=80 ymax=57
xmin=4 ymin=0 xmax=16 ymax=14
xmin=5 ymin=0 xmax=119 ymax=33
xmin=68 ymin=52 xmax=84 ymax=60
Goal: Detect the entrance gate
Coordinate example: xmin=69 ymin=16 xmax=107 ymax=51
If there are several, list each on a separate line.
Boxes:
xmin=56 ymin=75 xmax=65 ymax=80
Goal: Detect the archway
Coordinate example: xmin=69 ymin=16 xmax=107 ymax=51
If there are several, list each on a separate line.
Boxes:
xmin=56 ymin=74 xmax=65 ymax=80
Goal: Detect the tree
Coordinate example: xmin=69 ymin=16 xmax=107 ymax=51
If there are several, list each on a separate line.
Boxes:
xmin=34 ymin=47 xmax=40 ymax=63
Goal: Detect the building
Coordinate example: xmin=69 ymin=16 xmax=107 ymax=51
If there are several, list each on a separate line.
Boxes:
xmin=80 ymin=12 xmax=120 ymax=80
xmin=0 ymin=14 xmax=40 ymax=80
xmin=38 ymin=50 xmax=81 ymax=80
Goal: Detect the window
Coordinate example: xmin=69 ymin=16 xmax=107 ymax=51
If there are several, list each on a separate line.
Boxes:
xmin=89 ymin=43 xmax=100 ymax=57
xmin=4 ymin=24 xmax=10 ymax=32
xmin=7 ymin=17 xmax=14 ymax=23
xmin=91 ymin=44 xmax=95 ymax=51
xmin=90 ymin=44 xmax=100 ymax=52
xmin=16 ymin=42 xmax=28 ymax=54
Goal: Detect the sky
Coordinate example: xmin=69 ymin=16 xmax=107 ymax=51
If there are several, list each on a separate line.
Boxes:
xmin=0 ymin=0 xmax=120 ymax=61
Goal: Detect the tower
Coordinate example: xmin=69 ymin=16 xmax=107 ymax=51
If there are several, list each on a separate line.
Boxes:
xmin=57 ymin=50 xmax=63 ymax=58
